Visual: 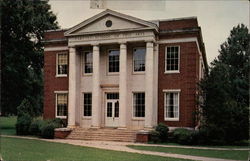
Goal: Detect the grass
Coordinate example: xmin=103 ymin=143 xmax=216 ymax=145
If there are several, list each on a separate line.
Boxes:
xmin=1 ymin=137 xmax=192 ymax=161
xmin=0 ymin=116 xmax=16 ymax=135
xmin=127 ymin=145 xmax=249 ymax=160
xmin=148 ymin=141 xmax=249 ymax=149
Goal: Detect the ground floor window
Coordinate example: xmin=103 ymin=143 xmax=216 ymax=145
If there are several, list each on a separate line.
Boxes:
xmin=83 ymin=93 xmax=92 ymax=116
xmin=164 ymin=90 xmax=180 ymax=121
xmin=56 ymin=93 xmax=68 ymax=118
xmin=133 ymin=92 xmax=145 ymax=117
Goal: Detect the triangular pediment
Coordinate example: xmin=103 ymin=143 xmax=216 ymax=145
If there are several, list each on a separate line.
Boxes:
xmin=65 ymin=9 xmax=158 ymax=36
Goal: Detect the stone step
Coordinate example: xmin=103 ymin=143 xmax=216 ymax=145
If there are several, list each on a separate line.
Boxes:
xmin=67 ymin=128 xmax=138 ymax=142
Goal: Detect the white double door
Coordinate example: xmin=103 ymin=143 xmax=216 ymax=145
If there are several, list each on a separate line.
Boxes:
xmin=105 ymin=99 xmax=119 ymax=127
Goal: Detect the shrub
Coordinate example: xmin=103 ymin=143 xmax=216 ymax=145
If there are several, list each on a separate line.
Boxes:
xmin=17 ymin=99 xmax=35 ymax=117
xmin=29 ymin=119 xmax=46 ymax=135
xmin=16 ymin=113 xmax=32 ymax=135
xmin=173 ymin=128 xmax=193 ymax=145
xmin=150 ymin=131 xmax=161 ymax=143
xmin=155 ymin=123 xmax=169 ymax=142
xmin=49 ymin=118 xmax=64 ymax=128
xmin=40 ymin=119 xmax=62 ymax=139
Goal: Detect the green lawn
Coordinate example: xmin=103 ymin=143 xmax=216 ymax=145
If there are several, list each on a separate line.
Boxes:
xmin=127 ymin=145 xmax=249 ymax=160
xmin=1 ymin=137 xmax=192 ymax=161
xmin=0 ymin=116 xmax=16 ymax=135
xmin=148 ymin=141 xmax=249 ymax=149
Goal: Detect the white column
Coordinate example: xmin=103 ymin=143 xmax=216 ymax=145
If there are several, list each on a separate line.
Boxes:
xmin=68 ymin=47 xmax=77 ymax=128
xmin=145 ymin=42 xmax=154 ymax=128
xmin=91 ymin=44 xmax=101 ymax=128
xmin=119 ymin=43 xmax=127 ymax=128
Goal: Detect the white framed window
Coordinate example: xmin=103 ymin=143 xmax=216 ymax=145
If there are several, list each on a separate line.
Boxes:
xmin=133 ymin=47 xmax=145 ymax=73
xmin=56 ymin=53 xmax=68 ymax=76
xmin=165 ymin=46 xmax=180 ymax=73
xmin=55 ymin=92 xmax=68 ymax=118
xmin=164 ymin=89 xmax=180 ymax=121
xmin=133 ymin=92 xmax=145 ymax=118
xmin=83 ymin=51 xmax=93 ymax=74
xmin=83 ymin=93 xmax=92 ymax=117
xmin=108 ymin=49 xmax=120 ymax=73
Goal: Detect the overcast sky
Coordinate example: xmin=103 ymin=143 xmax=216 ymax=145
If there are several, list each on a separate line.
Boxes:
xmin=49 ymin=0 xmax=249 ymax=64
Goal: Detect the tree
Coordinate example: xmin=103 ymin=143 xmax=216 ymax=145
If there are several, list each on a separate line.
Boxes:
xmin=1 ymin=0 xmax=58 ymax=115
xmin=199 ymin=24 xmax=249 ymax=143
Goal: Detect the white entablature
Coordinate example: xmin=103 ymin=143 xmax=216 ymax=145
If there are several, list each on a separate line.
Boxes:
xmin=64 ymin=9 xmax=158 ymax=46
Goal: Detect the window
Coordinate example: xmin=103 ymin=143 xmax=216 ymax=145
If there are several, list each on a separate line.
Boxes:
xmin=108 ymin=49 xmax=119 ymax=73
xmin=84 ymin=51 xmax=93 ymax=74
xmin=133 ymin=93 xmax=145 ymax=118
xmin=57 ymin=53 xmax=68 ymax=76
xmin=133 ymin=48 xmax=145 ymax=72
xmin=107 ymin=93 xmax=119 ymax=99
xmin=165 ymin=46 xmax=179 ymax=72
xmin=83 ymin=93 xmax=92 ymax=117
xmin=56 ymin=93 xmax=68 ymax=118
xmin=164 ymin=90 xmax=180 ymax=121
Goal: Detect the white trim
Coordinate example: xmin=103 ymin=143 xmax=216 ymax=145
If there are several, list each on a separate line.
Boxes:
xmin=132 ymin=47 xmax=146 ymax=74
xmin=56 ymin=52 xmax=68 ymax=77
xmin=165 ymin=46 xmax=180 ymax=74
xmin=44 ymin=46 xmax=68 ymax=52
xmin=157 ymin=37 xmax=197 ymax=44
xmin=163 ymin=89 xmax=180 ymax=121
xmin=163 ymin=89 xmax=181 ymax=92
xmin=107 ymin=48 xmax=120 ymax=75
xmin=132 ymin=91 xmax=146 ymax=120
xmin=55 ymin=92 xmax=68 ymax=119
xmin=54 ymin=91 xmax=68 ymax=94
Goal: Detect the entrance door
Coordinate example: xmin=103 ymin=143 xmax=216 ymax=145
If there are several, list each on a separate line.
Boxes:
xmin=105 ymin=99 xmax=119 ymax=127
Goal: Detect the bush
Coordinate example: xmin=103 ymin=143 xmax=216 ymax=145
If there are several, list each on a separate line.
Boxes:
xmin=155 ymin=123 xmax=169 ymax=142
xmin=150 ymin=131 xmax=161 ymax=143
xmin=173 ymin=128 xmax=193 ymax=145
xmin=17 ymin=99 xmax=35 ymax=117
xmin=40 ymin=119 xmax=63 ymax=139
xmin=29 ymin=119 xmax=46 ymax=135
xmin=16 ymin=113 xmax=32 ymax=135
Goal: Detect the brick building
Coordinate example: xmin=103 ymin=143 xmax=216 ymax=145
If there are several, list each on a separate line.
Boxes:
xmin=43 ymin=9 xmax=208 ymax=140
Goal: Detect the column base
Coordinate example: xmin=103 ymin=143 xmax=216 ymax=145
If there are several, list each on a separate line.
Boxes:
xmin=90 ymin=126 xmax=100 ymax=129
xmin=67 ymin=125 xmax=77 ymax=129
xmin=118 ymin=127 xmax=127 ymax=130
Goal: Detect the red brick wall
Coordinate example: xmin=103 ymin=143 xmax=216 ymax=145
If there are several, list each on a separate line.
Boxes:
xmin=159 ymin=18 xmax=198 ymax=31
xmin=43 ymin=44 xmax=68 ymax=119
xmin=158 ymin=42 xmax=200 ymax=128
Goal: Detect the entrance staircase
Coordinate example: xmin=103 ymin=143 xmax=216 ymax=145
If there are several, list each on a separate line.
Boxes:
xmin=67 ymin=128 xmax=137 ymax=142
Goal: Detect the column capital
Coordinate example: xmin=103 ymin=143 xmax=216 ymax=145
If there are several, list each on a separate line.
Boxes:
xmin=91 ymin=42 xmax=99 ymax=46
xmin=120 ymin=43 xmax=127 ymax=49
xmin=146 ymin=41 xmax=154 ymax=48
xmin=118 ymin=40 xmax=127 ymax=45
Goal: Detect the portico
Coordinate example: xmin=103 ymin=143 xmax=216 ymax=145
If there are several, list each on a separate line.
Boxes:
xmin=64 ymin=9 xmax=158 ymax=129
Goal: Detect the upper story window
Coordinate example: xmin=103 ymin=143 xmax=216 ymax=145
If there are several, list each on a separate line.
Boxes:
xmin=57 ymin=53 xmax=68 ymax=76
xmin=56 ymin=93 xmax=68 ymax=118
xmin=84 ymin=51 xmax=93 ymax=74
xmin=133 ymin=92 xmax=145 ymax=118
xmin=165 ymin=46 xmax=180 ymax=73
xmin=133 ymin=48 xmax=145 ymax=72
xmin=164 ymin=90 xmax=180 ymax=121
xmin=108 ymin=49 xmax=119 ymax=73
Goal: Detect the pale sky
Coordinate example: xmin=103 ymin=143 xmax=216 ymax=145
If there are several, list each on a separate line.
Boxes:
xmin=49 ymin=0 xmax=249 ymax=64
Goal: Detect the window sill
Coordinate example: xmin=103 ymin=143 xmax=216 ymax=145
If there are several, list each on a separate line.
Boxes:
xmin=107 ymin=72 xmax=119 ymax=76
xmin=83 ymin=73 xmax=92 ymax=77
xmin=56 ymin=116 xmax=67 ymax=119
xmin=164 ymin=118 xmax=179 ymax=121
xmin=132 ymin=117 xmax=145 ymax=121
xmin=56 ymin=74 xmax=67 ymax=78
xmin=132 ymin=71 xmax=145 ymax=75
xmin=82 ymin=116 xmax=92 ymax=120
xmin=164 ymin=71 xmax=180 ymax=74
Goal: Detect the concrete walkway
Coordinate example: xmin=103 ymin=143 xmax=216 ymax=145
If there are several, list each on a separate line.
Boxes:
xmin=2 ymin=135 xmax=247 ymax=161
